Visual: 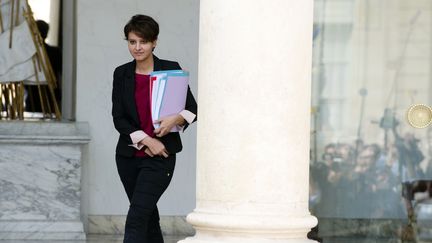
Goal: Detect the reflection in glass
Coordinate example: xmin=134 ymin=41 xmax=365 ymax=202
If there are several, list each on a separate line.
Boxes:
xmin=310 ymin=0 xmax=432 ymax=226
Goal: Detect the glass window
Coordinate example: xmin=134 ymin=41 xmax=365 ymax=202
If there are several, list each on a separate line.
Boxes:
xmin=310 ymin=0 xmax=432 ymax=239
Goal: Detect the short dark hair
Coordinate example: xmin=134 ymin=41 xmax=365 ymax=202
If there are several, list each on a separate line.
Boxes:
xmin=124 ymin=15 xmax=159 ymax=42
xmin=36 ymin=20 xmax=49 ymax=40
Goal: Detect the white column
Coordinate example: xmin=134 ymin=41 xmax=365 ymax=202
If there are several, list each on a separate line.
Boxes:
xmin=180 ymin=0 xmax=317 ymax=242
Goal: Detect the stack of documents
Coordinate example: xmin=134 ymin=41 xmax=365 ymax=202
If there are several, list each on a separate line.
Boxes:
xmin=150 ymin=70 xmax=189 ymax=132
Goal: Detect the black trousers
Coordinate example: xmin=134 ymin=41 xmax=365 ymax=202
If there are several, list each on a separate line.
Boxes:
xmin=116 ymin=154 xmax=176 ymax=243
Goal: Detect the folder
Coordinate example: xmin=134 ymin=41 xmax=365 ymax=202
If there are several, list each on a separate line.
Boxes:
xmin=150 ymin=70 xmax=189 ymax=132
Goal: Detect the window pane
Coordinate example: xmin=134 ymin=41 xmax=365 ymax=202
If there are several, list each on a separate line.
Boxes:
xmin=310 ymin=0 xmax=432 ymax=221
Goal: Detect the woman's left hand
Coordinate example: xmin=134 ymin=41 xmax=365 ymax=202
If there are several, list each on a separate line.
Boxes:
xmin=154 ymin=114 xmax=185 ymax=137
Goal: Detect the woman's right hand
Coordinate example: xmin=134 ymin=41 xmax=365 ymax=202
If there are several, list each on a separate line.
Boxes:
xmin=140 ymin=137 xmax=169 ymax=158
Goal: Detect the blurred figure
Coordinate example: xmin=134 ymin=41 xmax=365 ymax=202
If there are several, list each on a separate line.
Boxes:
xmin=36 ymin=20 xmax=62 ymax=81
xmin=311 ymin=140 xmax=407 ymax=219
xmin=324 ymin=143 xmax=337 ymax=157
xmin=427 ymin=128 xmax=432 ymax=158
xmin=336 ymin=143 xmax=355 ymax=165
xmin=352 ymin=145 xmax=402 ymax=217
xmin=385 ymin=144 xmax=400 ymax=177
xmin=395 ymin=133 xmax=425 ymax=180
xmin=25 ymin=20 xmax=62 ymax=112
xmin=310 ymin=161 xmax=333 ymax=217
xmin=354 ymin=145 xmax=379 ymax=175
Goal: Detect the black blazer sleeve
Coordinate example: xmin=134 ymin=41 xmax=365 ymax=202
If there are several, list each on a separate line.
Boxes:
xmin=111 ymin=66 xmax=139 ymax=144
xmin=174 ymin=62 xmax=198 ymax=131
xmin=183 ymin=86 xmax=197 ymax=131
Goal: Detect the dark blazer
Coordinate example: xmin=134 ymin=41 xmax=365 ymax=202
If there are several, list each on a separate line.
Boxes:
xmin=112 ymin=55 xmax=197 ymax=157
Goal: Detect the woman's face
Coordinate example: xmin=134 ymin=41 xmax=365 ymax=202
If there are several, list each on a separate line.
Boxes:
xmin=127 ymin=32 xmax=156 ymax=62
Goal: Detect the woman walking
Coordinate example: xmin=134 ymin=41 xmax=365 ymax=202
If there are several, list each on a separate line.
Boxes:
xmin=111 ymin=15 xmax=197 ymax=243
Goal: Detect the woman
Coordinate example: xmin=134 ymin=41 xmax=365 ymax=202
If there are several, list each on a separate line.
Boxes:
xmin=111 ymin=15 xmax=197 ymax=243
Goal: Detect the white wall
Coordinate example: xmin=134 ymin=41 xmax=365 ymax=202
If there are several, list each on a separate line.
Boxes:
xmin=75 ymin=0 xmax=200 ymax=217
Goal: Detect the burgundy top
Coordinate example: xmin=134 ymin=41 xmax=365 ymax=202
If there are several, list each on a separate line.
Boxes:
xmin=134 ymin=73 xmax=155 ymax=157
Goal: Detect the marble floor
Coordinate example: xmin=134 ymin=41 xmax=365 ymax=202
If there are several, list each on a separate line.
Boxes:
xmin=0 ymin=235 xmax=184 ymax=243
xmin=321 ymin=238 xmax=412 ymax=243
xmin=0 ymin=235 xmax=429 ymax=243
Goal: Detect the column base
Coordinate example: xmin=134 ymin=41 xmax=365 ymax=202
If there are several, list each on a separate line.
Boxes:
xmin=179 ymin=235 xmax=317 ymax=243
xmin=179 ymin=211 xmax=318 ymax=243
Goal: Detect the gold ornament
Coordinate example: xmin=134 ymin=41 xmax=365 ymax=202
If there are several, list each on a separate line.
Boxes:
xmin=407 ymin=104 xmax=432 ymax=129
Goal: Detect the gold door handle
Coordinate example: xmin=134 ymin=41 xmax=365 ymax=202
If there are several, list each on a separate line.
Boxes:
xmin=407 ymin=104 xmax=432 ymax=128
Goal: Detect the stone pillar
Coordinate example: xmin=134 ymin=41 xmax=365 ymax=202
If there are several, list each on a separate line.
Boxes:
xmin=180 ymin=0 xmax=317 ymax=242
xmin=0 ymin=121 xmax=89 ymax=240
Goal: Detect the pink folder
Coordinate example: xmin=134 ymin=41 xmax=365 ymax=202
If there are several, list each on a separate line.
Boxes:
xmin=150 ymin=70 xmax=189 ymax=132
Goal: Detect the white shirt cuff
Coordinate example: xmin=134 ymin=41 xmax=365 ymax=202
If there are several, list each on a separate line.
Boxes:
xmin=128 ymin=143 xmax=145 ymax=150
xmin=179 ymin=110 xmax=196 ymax=124
xmin=129 ymin=130 xmax=148 ymax=150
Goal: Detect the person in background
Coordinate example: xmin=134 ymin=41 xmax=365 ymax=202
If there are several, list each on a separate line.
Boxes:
xmin=25 ymin=20 xmax=62 ymax=112
xmin=36 ymin=20 xmax=62 ymax=81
